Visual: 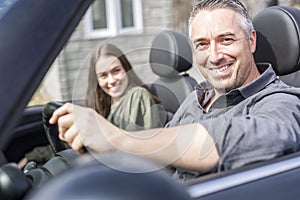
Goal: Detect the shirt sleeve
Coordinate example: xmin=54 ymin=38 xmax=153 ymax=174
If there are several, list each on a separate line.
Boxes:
xmin=165 ymin=91 xmax=200 ymax=128
xmin=201 ymin=92 xmax=300 ymax=171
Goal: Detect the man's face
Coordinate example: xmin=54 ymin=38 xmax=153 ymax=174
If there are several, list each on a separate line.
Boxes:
xmin=191 ymin=8 xmax=257 ymax=93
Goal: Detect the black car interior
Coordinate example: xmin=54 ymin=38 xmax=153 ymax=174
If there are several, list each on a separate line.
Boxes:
xmin=148 ymin=29 xmax=198 ymax=123
xmin=1 ymin=4 xmax=300 ymax=200
xmin=4 ymin=106 xmax=48 ymax=163
xmin=253 ymin=6 xmax=300 ymax=83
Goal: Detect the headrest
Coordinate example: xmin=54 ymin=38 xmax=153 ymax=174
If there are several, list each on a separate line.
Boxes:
xmin=253 ymin=6 xmax=300 ymax=76
xmin=149 ymin=30 xmax=193 ymax=77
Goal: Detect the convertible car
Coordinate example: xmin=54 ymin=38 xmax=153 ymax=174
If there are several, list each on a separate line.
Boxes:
xmin=1 ymin=0 xmax=300 ymax=199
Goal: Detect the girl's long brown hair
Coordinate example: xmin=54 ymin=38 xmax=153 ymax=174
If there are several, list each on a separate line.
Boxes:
xmin=85 ymin=43 xmax=159 ymax=118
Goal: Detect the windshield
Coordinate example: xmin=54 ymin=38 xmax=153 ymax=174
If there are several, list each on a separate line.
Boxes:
xmin=0 ymin=0 xmax=15 ymax=16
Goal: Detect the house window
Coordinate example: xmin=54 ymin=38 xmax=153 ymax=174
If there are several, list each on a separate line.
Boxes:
xmin=84 ymin=0 xmax=143 ymax=39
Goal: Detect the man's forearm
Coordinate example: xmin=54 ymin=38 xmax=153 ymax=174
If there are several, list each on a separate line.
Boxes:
xmin=110 ymin=123 xmax=220 ymax=172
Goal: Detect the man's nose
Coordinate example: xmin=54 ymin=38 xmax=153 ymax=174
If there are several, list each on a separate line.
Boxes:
xmin=209 ymin=43 xmax=223 ymax=65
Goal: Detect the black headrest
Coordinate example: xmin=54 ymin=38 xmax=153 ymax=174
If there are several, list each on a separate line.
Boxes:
xmin=149 ymin=30 xmax=193 ymax=77
xmin=253 ymin=6 xmax=300 ymax=76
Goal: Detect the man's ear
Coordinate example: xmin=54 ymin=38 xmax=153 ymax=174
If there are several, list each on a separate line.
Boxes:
xmin=250 ymin=30 xmax=257 ymax=53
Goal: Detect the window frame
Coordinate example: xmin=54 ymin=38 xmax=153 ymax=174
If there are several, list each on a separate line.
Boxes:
xmin=84 ymin=0 xmax=143 ymax=39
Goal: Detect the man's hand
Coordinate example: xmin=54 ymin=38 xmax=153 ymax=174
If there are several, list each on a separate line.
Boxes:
xmin=49 ymin=103 xmax=116 ymax=155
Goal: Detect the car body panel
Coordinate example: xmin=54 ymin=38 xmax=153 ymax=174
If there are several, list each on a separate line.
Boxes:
xmin=187 ymin=152 xmax=300 ymax=199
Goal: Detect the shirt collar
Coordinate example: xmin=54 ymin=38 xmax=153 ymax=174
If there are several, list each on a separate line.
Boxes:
xmin=195 ymin=81 xmax=214 ymax=107
xmin=238 ymin=63 xmax=277 ymax=98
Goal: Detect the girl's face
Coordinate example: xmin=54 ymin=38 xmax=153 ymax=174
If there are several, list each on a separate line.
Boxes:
xmin=95 ymin=55 xmax=129 ymax=98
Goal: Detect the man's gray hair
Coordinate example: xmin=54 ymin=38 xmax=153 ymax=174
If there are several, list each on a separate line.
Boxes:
xmin=188 ymin=0 xmax=254 ymax=39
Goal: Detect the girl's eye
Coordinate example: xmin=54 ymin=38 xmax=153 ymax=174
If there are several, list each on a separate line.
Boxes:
xmin=97 ymin=73 xmax=107 ymax=79
xmin=112 ymin=68 xmax=121 ymax=74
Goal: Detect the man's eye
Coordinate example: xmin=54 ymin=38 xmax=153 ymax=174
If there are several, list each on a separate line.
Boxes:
xmin=195 ymin=42 xmax=209 ymax=51
xmin=221 ymin=38 xmax=235 ymax=45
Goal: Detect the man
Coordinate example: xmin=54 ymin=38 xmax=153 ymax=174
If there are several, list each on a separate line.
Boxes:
xmin=50 ymin=0 xmax=300 ymax=180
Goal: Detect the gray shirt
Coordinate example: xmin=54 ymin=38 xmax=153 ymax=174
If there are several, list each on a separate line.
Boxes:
xmin=167 ymin=64 xmax=300 ymax=179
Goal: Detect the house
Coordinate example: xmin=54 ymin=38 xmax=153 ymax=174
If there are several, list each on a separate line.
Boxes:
xmin=34 ymin=0 xmax=298 ymax=104
xmin=38 ymin=0 xmax=197 ymax=102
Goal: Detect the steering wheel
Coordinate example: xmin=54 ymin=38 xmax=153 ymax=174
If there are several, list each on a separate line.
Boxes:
xmin=42 ymin=101 xmax=69 ymax=154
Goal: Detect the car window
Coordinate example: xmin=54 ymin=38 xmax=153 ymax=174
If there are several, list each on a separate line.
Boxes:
xmin=0 ymin=0 xmax=15 ymax=16
xmin=0 ymin=0 xmax=12 ymax=9
xmin=27 ymin=60 xmax=63 ymax=106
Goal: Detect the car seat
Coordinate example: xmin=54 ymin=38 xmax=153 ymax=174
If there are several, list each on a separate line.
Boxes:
xmin=253 ymin=6 xmax=300 ymax=84
xmin=148 ymin=30 xmax=198 ymax=122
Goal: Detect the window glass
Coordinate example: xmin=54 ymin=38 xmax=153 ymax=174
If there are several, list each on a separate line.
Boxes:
xmin=0 ymin=0 xmax=15 ymax=17
xmin=121 ymin=0 xmax=134 ymax=28
xmin=0 ymin=0 xmax=12 ymax=8
xmin=92 ymin=0 xmax=107 ymax=29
